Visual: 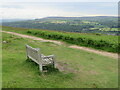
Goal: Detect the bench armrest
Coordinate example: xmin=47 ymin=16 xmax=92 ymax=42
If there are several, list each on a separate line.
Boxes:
xmin=41 ymin=54 xmax=55 ymax=64
xmin=41 ymin=54 xmax=54 ymax=58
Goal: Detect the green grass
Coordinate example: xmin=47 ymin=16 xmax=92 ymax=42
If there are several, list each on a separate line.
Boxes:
xmin=2 ymin=26 xmax=119 ymax=53
xmin=2 ymin=32 xmax=118 ymax=88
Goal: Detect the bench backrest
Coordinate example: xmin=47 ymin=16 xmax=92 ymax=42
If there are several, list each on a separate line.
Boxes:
xmin=26 ymin=45 xmax=41 ymax=64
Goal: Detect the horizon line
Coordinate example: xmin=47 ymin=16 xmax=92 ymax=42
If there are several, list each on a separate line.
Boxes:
xmin=2 ymin=15 xmax=118 ymax=20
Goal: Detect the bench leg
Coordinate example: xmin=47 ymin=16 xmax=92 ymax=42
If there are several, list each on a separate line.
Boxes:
xmin=27 ymin=56 xmax=29 ymax=60
xmin=39 ymin=64 xmax=43 ymax=72
xmin=53 ymin=61 xmax=56 ymax=68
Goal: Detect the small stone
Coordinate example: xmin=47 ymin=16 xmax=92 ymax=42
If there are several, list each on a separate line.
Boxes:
xmin=2 ymin=41 xmax=7 ymax=43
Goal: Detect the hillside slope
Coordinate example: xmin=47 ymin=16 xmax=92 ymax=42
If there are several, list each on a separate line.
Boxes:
xmin=2 ymin=30 xmax=118 ymax=59
xmin=2 ymin=26 xmax=119 ymax=53
xmin=2 ymin=32 xmax=118 ymax=88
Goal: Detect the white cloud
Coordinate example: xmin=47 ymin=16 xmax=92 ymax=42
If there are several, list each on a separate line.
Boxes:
xmin=1 ymin=2 xmax=117 ymax=19
xmin=1 ymin=5 xmax=85 ymax=19
xmin=1 ymin=2 xmax=88 ymax=19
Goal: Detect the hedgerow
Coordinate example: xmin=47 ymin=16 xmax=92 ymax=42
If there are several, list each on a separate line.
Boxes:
xmin=26 ymin=30 xmax=119 ymax=53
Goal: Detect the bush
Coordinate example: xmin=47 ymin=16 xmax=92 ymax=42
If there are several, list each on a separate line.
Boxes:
xmin=27 ymin=31 xmax=31 ymax=33
xmin=25 ymin=30 xmax=119 ymax=53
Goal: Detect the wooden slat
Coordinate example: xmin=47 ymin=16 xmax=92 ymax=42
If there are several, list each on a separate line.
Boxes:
xmin=26 ymin=45 xmax=55 ymax=72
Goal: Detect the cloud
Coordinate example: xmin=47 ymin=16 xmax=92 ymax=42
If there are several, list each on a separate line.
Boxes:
xmin=1 ymin=3 xmax=86 ymax=19
xmin=1 ymin=2 xmax=117 ymax=19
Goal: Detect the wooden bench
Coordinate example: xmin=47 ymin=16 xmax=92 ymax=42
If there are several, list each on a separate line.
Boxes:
xmin=26 ymin=45 xmax=56 ymax=72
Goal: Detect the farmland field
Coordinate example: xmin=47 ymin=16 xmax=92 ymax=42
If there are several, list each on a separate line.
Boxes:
xmin=2 ymin=32 xmax=118 ymax=88
xmin=2 ymin=16 xmax=119 ymax=35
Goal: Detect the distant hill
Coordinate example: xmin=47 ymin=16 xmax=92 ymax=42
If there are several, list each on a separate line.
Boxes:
xmin=1 ymin=19 xmax=30 ymax=22
xmin=2 ymin=16 xmax=119 ymax=35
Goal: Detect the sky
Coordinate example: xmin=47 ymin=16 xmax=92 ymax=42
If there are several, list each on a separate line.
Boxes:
xmin=0 ymin=0 xmax=118 ymax=19
xmin=1 ymin=0 xmax=119 ymax=2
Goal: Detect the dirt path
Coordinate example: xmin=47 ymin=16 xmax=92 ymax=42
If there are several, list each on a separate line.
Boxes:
xmin=2 ymin=31 xmax=118 ymax=59
xmin=69 ymin=45 xmax=118 ymax=59
xmin=2 ymin=31 xmax=63 ymax=45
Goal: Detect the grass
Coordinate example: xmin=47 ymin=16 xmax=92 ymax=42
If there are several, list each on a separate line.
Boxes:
xmin=2 ymin=26 xmax=119 ymax=53
xmin=2 ymin=32 xmax=118 ymax=88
